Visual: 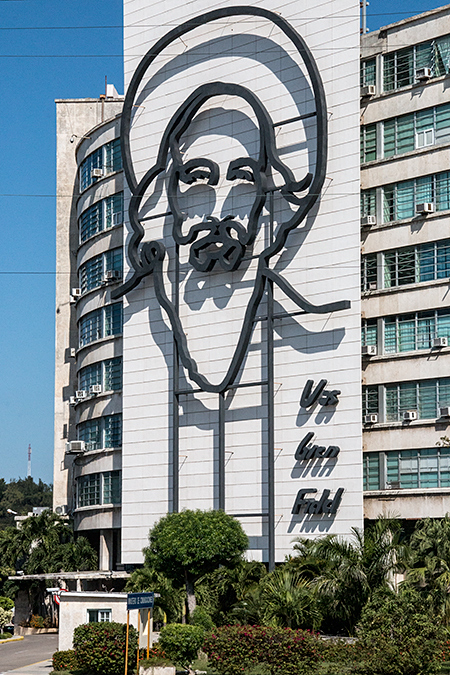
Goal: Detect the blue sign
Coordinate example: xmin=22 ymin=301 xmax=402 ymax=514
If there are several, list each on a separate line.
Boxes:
xmin=127 ymin=592 xmax=154 ymax=610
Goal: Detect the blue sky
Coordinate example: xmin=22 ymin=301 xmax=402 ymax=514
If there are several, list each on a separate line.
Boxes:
xmin=0 ymin=0 xmax=444 ymax=485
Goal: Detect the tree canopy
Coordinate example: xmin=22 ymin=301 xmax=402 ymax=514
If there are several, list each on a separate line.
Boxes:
xmin=144 ymin=509 xmax=248 ymax=615
xmin=0 ymin=477 xmax=53 ymax=529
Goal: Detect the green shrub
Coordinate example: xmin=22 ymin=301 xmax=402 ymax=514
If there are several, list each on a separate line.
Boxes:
xmin=189 ymin=607 xmax=215 ymax=631
xmin=0 ymin=608 xmax=13 ymax=631
xmin=49 ymin=671 xmax=72 ymax=675
xmin=203 ymin=625 xmax=323 ymax=675
xmin=0 ymin=596 xmax=14 ymax=611
xmin=73 ymin=622 xmax=138 ymax=675
xmin=52 ymin=649 xmax=78 ymax=672
xmin=353 ymin=588 xmax=446 ymax=675
xmin=159 ymin=623 xmax=204 ymax=668
xmin=0 ymin=632 xmax=12 ymax=640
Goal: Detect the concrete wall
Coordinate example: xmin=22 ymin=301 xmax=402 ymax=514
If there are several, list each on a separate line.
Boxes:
xmin=121 ymin=0 xmax=362 ymax=563
xmin=58 ymin=592 xmax=138 ymax=651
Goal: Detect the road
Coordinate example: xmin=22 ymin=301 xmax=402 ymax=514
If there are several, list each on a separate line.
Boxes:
xmin=0 ymin=634 xmax=58 ymax=674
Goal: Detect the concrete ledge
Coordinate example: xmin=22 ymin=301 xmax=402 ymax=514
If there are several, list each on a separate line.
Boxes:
xmin=0 ymin=635 xmax=24 ymax=644
xmin=140 ymin=667 xmax=175 ymax=675
xmin=15 ymin=627 xmax=58 ymax=636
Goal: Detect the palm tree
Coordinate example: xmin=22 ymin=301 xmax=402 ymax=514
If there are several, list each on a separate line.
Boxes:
xmin=292 ymin=517 xmax=402 ymax=634
xmin=260 ymin=568 xmax=321 ymax=629
xmin=404 ymin=515 xmax=450 ymax=625
xmin=126 ymin=567 xmax=184 ymax=624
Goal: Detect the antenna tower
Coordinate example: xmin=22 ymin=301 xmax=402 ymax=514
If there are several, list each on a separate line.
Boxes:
xmin=27 ymin=444 xmax=32 ymax=478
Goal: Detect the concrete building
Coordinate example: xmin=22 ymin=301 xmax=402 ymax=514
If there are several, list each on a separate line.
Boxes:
xmin=54 ymin=85 xmax=125 ymax=571
xmin=360 ymin=6 xmax=450 ymax=522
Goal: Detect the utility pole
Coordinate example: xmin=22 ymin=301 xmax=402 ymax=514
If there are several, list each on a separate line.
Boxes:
xmin=361 ymin=0 xmax=368 ymax=35
xmin=27 ymin=444 xmax=32 ymax=478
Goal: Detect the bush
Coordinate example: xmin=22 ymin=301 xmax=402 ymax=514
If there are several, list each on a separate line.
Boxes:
xmin=0 ymin=608 xmax=13 ymax=631
xmin=52 ymin=650 xmax=78 ymax=672
xmin=30 ymin=614 xmax=45 ymax=629
xmin=203 ymin=625 xmax=323 ymax=675
xmin=159 ymin=623 xmax=204 ymax=668
xmin=353 ymin=589 xmax=446 ymax=675
xmin=0 ymin=596 xmax=14 ymax=611
xmin=0 ymin=632 xmax=12 ymax=640
xmin=189 ymin=607 xmax=215 ymax=631
xmin=73 ymin=622 xmax=138 ymax=675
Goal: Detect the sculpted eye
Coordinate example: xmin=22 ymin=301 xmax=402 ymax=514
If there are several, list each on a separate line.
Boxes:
xmin=179 ymin=159 xmax=219 ymax=185
xmin=227 ymin=158 xmax=258 ymax=184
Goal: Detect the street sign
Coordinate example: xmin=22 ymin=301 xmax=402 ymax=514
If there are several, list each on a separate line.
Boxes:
xmin=127 ymin=592 xmax=154 ymax=610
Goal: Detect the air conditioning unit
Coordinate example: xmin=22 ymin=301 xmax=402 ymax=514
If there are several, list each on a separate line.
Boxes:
xmin=89 ymin=384 xmax=102 ymax=395
xmin=70 ymin=347 xmax=76 ymax=358
xmin=361 ymin=215 xmax=376 ymax=227
xmin=75 ymin=390 xmax=87 ymax=400
xmin=65 ymin=440 xmax=85 ymax=454
xmin=433 ymin=337 xmax=448 ymax=348
xmin=416 ymin=202 xmax=435 ymax=214
xmin=112 ymin=212 xmax=123 ymax=226
xmin=103 ymin=269 xmax=121 ymax=282
xmin=416 ymin=67 xmax=432 ymax=81
xmin=364 ymin=413 xmax=378 ymax=424
xmin=69 ymin=295 xmax=76 ymax=305
xmin=440 ymin=407 xmax=450 ymax=418
xmin=368 ymin=281 xmax=378 ymax=290
xmin=55 ymin=505 xmax=68 ymax=516
xmin=361 ymin=85 xmax=376 ymax=97
xmin=92 ymin=168 xmax=103 ymax=178
xmin=71 ymin=288 xmax=82 ymax=298
xmin=362 ymin=345 xmax=377 ymax=357
xmin=69 ymin=396 xmax=76 ymax=406
xmin=403 ymin=410 xmax=417 ymax=421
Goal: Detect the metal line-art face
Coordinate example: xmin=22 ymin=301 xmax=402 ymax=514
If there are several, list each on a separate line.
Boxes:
xmin=112 ymin=6 xmax=351 ymax=393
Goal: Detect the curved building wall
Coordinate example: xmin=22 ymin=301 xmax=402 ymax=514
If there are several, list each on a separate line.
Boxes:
xmin=54 ymin=95 xmax=124 ymax=571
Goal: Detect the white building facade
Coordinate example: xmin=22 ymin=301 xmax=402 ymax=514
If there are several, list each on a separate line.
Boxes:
xmin=118 ymin=0 xmax=362 ymax=566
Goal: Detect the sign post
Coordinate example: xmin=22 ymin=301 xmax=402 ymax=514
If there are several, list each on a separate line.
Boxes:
xmin=125 ymin=592 xmax=156 ymax=675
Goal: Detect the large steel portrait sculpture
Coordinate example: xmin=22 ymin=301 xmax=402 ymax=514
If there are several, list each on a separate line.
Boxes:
xmin=112 ymin=5 xmax=351 ymax=395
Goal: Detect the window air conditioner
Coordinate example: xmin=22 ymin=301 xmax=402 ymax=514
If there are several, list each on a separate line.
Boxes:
xmin=103 ymin=269 xmax=121 ymax=282
xmin=71 ymin=288 xmax=82 ymax=298
xmin=69 ymin=396 xmax=76 ymax=406
xmin=364 ymin=413 xmax=378 ymax=424
xmin=361 ymin=85 xmax=376 ymax=97
xmin=362 ymin=345 xmax=377 ymax=356
xmin=69 ymin=295 xmax=77 ymax=305
xmin=89 ymin=384 xmax=102 ymax=395
xmin=112 ymin=212 xmax=123 ymax=226
xmin=70 ymin=347 xmax=76 ymax=358
xmin=361 ymin=215 xmax=376 ymax=227
xmin=55 ymin=505 xmax=68 ymax=516
xmin=433 ymin=337 xmax=448 ymax=348
xmin=416 ymin=202 xmax=435 ymax=214
xmin=415 ymin=67 xmax=432 ymax=81
xmin=65 ymin=440 xmax=85 ymax=454
xmin=440 ymin=406 xmax=450 ymax=417
xmin=403 ymin=410 xmax=417 ymax=421
xmin=75 ymin=390 xmax=87 ymax=400
xmin=92 ymin=168 xmax=103 ymax=178
xmin=368 ymin=281 xmax=378 ymax=290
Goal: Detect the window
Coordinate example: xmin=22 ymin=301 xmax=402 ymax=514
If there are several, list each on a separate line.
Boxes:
xmin=103 ymin=470 xmax=121 ymax=504
xmin=382 ymin=172 xmax=450 ymax=223
xmin=383 ymin=35 xmax=450 ymax=92
xmin=361 ymin=189 xmax=376 ymax=218
xmin=380 ymin=240 xmax=450 ymax=289
xmin=361 ymin=58 xmax=376 ymax=86
xmin=77 ymin=470 xmax=122 ymax=507
xmin=79 ymin=248 xmax=123 ymax=294
xmin=361 ymin=253 xmax=377 ymax=291
xmin=78 ymin=473 xmax=100 ymax=506
xmin=77 ymin=415 xmax=122 ymax=452
xmin=80 ymin=139 xmax=123 ymax=192
xmin=362 ymin=385 xmax=378 ymax=419
xmin=87 ymin=609 xmax=112 ymax=623
xmin=79 ymin=192 xmax=123 ymax=243
xmin=79 ymin=303 xmax=122 ymax=348
xmin=385 ymin=378 xmax=450 ymax=421
xmin=383 ymin=309 xmax=450 ymax=354
xmin=363 ymin=453 xmax=380 ymax=491
xmin=78 ymin=358 xmax=122 ymax=393
xmin=361 ymin=124 xmax=377 ymax=163
xmin=361 ymin=319 xmax=377 ymax=347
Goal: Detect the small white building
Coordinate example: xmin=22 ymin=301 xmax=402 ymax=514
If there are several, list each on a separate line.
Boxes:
xmin=58 ymin=592 xmax=138 ymax=651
